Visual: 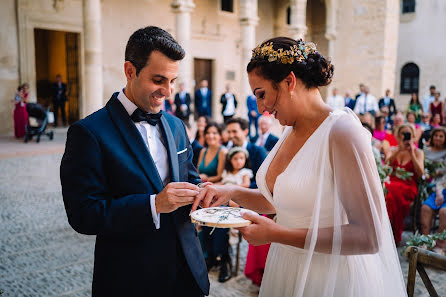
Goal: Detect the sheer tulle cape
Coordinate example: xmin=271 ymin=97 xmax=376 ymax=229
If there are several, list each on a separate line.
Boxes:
xmin=258 ymin=109 xmax=407 ymax=297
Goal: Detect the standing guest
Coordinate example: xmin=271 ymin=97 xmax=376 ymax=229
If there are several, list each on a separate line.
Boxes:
xmin=253 ymin=115 xmax=279 ymax=152
xmin=326 ymin=88 xmax=344 ymax=110
xmin=195 ymin=115 xmax=210 ymax=146
xmin=354 ymin=86 xmax=379 ymax=116
xmin=344 ymin=91 xmax=356 ymax=110
xmin=184 ymin=121 xmax=203 ymax=168
xmin=378 ymin=89 xmax=397 ymax=119
xmin=423 ymin=85 xmax=436 ymax=115
xmin=429 ymin=91 xmax=443 ymax=125
xmin=385 ymin=124 xmax=424 ymax=244
xmin=174 ymin=82 xmax=191 ymax=123
xmin=247 ymin=93 xmax=261 ymax=139
xmin=406 ymin=111 xmax=423 ymax=145
xmin=195 ymin=80 xmax=212 ymax=117
xmin=354 ymin=83 xmax=365 ymax=100
xmin=220 ymin=84 xmax=238 ymax=122
xmin=22 ymin=83 xmax=30 ymax=100
xmin=225 ymin=117 xmax=267 ymax=188
xmin=420 ymin=128 xmax=446 ymax=255
xmin=52 ymin=74 xmax=68 ymax=127
xmin=196 ymin=122 xmax=229 ymax=282
xmin=60 ymin=26 xmax=209 ymax=296
xmin=406 ymin=93 xmax=423 ymax=123
xmin=13 ymin=86 xmax=28 ymax=138
xmin=163 ymin=97 xmax=175 ymax=115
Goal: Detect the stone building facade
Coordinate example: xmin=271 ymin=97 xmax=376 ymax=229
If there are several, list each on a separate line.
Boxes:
xmin=395 ymin=0 xmax=446 ymax=109
xmin=0 ymin=0 xmax=399 ymax=134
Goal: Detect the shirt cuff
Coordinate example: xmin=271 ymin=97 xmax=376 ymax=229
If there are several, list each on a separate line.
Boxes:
xmin=150 ymin=194 xmax=161 ymax=229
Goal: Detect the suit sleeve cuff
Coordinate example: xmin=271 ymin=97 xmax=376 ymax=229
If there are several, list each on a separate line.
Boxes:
xmin=150 ymin=194 xmax=161 ymax=229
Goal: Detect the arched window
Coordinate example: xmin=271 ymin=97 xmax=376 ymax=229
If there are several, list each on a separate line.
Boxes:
xmin=286 ymin=6 xmax=291 ymax=25
xmin=400 ymin=63 xmax=419 ymax=94
xmin=221 ymin=0 xmax=233 ymax=13
xmin=402 ymin=0 xmax=416 ymax=14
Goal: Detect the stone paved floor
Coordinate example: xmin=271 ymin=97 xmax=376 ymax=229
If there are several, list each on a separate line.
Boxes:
xmin=0 ymin=133 xmax=445 ymax=297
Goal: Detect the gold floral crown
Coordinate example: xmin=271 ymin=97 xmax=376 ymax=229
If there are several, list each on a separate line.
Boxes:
xmin=251 ymin=40 xmax=317 ymax=64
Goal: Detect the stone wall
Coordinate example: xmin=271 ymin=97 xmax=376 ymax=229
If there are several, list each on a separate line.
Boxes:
xmin=0 ymin=0 xmax=20 ymax=134
xmin=395 ymin=0 xmax=446 ymax=109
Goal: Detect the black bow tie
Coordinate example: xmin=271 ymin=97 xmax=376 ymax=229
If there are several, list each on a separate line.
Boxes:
xmin=131 ymin=108 xmax=162 ymax=126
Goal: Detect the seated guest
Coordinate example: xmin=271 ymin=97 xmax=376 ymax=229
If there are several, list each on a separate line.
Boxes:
xmin=184 ymin=121 xmax=203 ymax=168
xmin=382 ymin=112 xmax=404 ymax=158
xmin=373 ymin=116 xmax=389 ymax=141
xmin=380 ymin=105 xmax=393 ymax=130
xmin=252 ymin=115 xmax=279 ymax=152
xmin=420 ymin=128 xmax=446 ymax=255
xmin=195 ymin=115 xmax=210 ymax=146
xmin=406 ymin=111 xmax=423 ymax=145
xmin=196 ymin=122 xmax=230 ymax=282
xmin=432 ymin=113 xmax=442 ymax=129
xmin=226 ymin=117 xmax=267 ymax=188
xmin=420 ymin=113 xmax=433 ymax=131
xmin=385 ymin=124 xmax=424 ymax=244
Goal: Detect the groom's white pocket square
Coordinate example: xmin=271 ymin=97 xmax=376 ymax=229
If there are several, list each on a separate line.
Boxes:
xmin=177 ymin=148 xmax=187 ymax=155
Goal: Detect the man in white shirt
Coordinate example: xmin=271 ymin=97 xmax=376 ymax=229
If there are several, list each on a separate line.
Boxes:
xmin=60 ymin=26 xmax=209 ymax=297
xmin=220 ymin=84 xmax=238 ymax=122
xmin=326 ymin=88 xmax=345 ymax=110
xmin=423 ymin=85 xmax=436 ymax=113
xmin=353 ymin=86 xmax=379 ymax=116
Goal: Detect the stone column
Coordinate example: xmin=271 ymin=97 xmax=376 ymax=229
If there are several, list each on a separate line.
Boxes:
xmin=239 ymin=0 xmax=258 ymax=116
xmin=171 ymin=0 xmax=195 ymax=94
xmin=83 ymin=0 xmax=103 ymax=116
xmin=324 ymin=0 xmax=337 ymax=96
xmin=288 ymin=0 xmax=307 ymax=40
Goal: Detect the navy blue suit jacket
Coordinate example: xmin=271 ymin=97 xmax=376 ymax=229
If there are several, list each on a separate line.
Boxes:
xmin=60 ymin=94 xmax=209 ymax=297
xmin=250 ymin=133 xmax=279 ymax=152
xmin=194 ymin=89 xmax=212 ymax=117
xmin=246 ymin=142 xmax=267 ymax=188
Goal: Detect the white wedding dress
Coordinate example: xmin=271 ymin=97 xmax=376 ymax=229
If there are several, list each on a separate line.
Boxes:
xmin=256 ymin=108 xmax=407 ymax=297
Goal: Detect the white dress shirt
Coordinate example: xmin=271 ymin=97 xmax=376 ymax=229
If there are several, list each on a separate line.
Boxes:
xmin=117 ymin=89 xmax=169 ymax=229
xmin=354 ymin=93 xmax=379 ymax=114
xmin=423 ymin=94 xmax=435 ymax=113
xmin=223 ymin=93 xmax=236 ymax=116
xmin=326 ymin=95 xmax=345 ymax=110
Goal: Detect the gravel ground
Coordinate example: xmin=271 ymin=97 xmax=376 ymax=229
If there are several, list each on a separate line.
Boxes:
xmin=0 ymin=151 xmax=444 ymax=297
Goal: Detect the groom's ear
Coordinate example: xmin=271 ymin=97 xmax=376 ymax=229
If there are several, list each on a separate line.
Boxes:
xmin=124 ymin=61 xmax=136 ymax=81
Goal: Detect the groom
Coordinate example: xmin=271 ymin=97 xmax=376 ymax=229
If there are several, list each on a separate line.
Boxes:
xmin=60 ymin=26 xmax=209 ymax=297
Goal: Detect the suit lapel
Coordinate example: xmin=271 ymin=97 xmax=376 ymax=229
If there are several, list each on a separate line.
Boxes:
xmin=106 ymin=95 xmax=164 ymax=193
xmin=160 ymin=114 xmax=179 ymax=182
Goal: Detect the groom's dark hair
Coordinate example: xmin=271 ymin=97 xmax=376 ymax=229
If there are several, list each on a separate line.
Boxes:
xmin=125 ymin=26 xmax=185 ymax=76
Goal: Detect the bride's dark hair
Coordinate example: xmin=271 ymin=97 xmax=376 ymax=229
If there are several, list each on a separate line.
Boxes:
xmin=247 ymin=37 xmax=334 ymax=89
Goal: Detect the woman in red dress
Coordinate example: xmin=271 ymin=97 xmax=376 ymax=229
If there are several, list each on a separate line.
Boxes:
xmin=429 ymin=92 xmax=443 ymax=125
xmin=385 ymin=124 xmax=424 ymax=244
xmin=13 ymin=85 xmax=28 ymax=138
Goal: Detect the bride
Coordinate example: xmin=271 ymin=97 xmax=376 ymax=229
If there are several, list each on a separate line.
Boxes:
xmin=193 ymin=37 xmax=407 ymax=296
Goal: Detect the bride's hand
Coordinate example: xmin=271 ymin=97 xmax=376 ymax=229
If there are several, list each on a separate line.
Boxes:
xmin=236 ymin=211 xmax=276 ymax=246
xmin=191 ymin=184 xmax=234 ymax=212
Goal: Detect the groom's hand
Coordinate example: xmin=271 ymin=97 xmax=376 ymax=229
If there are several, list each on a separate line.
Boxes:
xmin=155 ymin=182 xmax=200 ymax=213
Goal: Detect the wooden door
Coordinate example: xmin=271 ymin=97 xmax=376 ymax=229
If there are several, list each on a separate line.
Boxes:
xmin=65 ymin=32 xmax=80 ymax=124
xmin=194 ymin=58 xmax=213 ymax=116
